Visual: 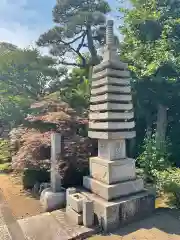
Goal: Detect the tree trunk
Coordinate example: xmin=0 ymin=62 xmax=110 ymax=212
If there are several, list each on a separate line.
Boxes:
xmin=86 ymin=26 xmax=99 ymax=66
xmin=156 ymin=104 xmax=168 ymax=150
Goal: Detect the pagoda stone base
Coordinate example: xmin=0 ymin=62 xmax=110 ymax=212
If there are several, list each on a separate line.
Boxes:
xmin=83 ymin=176 xmax=144 ymax=201
xmin=89 ymin=157 xmax=136 ymax=184
xmin=80 ymin=189 xmax=155 ymax=231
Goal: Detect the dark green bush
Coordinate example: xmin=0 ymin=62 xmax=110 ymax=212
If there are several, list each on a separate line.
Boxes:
xmin=22 ymin=168 xmax=50 ymax=189
xmin=136 ymin=134 xmax=171 ymax=182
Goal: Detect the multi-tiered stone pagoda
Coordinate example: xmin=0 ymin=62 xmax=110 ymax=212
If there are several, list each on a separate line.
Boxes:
xmin=82 ymin=20 xmax=155 ymax=231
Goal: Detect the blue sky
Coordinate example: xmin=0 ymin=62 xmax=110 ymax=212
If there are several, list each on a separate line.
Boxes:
xmin=0 ymin=0 xmax=127 ymax=48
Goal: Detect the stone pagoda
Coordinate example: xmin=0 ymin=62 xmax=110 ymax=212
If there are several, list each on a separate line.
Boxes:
xmin=82 ymin=20 xmax=155 ymax=231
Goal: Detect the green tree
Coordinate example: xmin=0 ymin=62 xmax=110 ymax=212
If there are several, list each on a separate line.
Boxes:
xmin=37 ymin=0 xmax=110 ymax=67
xmin=0 ymin=43 xmax=66 ymax=124
xmin=60 ymin=65 xmax=90 ymax=113
xmin=119 ymin=0 xmax=180 ymax=150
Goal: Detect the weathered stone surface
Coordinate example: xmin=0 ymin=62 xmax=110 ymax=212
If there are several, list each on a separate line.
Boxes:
xmin=89 ymin=112 xmax=134 ymax=121
xmin=91 ymin=77 xmax=130 ymax=88
xmin=68 ymin=193 xmax=85 ymax=213
xmin=98 ymin=139 xmax=126 ymax=160
xmin=93 ymin=60 xmax=128 ymax=73
xmin=18 ymin=213 xmax=69 ymax=240
xmin=66 ymin=188 xmax=76 ymax=208
xmin=88 ymin=131 xmax=136 ymax=140
xmin=91 ymin=85 xmax=131 ymax=95
xmin=90 ymin=93 xmax=132 ymax=103
xmin=89 ymin=157 xmax=136 ymax=184
xmin=66 ymin=207 xmax=83 ymax=225
xmin=80 ymin=189 xmax=155 ymax=232
xmin=83 ymin=199 xmax=94 ymax=227
xmin=89 ymin=121 xmax=135 ymax=130
xmin=17 ymin=210 xmax=99 ymax=240
xmin=51 ymin=210 xmax=99 ymax=239
xmin=40 ymin=188 xmax=66 ymax=211
xmin=90 ymin=102 xmax=133 ymax=111
xmin=92 ymin=68 xmax=130 ymax=80
xmin=83 ymin=176 xmax=144 ymax=201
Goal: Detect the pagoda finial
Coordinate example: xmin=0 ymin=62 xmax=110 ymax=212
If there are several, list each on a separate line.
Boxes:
xmin=106 ymin=20 xmax=114 ymax=46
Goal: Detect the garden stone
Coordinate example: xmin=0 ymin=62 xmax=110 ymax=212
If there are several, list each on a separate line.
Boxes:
xmin=40 ymin=133 xmax=66 ymax=211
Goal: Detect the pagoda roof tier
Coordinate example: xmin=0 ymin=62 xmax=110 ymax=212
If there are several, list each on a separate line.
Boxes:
xmin=91 ymin=77 xmax=130 ymax=88
xmin=93 ymin=60 xmax=128 ymax=74
xmin=92 ymin=68 xmax=130 ymax=80
xmin=91 ymin=85 xmax=131 ymax=95
xmin=89 ymin=111 xmax=134 ymax=121
xmin=90 ymin=102 xmax=133 ymax=111
xmin=90 ymin=93 xmax=132 ymax=103
xmin=89 ymin=121 xmax=135 ymax=130
xmin=88 ymin=130 xmax=136 ymax=139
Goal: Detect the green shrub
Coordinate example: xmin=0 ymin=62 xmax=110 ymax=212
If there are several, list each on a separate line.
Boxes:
xmin=154 ymin=168 xmax=180 ymax=208
xmin=136 ymin=134 xmax=171 ymax=182
xmin=0 ymin=163 xmax=12 ymax=172
xmin=0 ymin=139 xmax=11 ymax=164
xmin=22 ymin=168 xmax=50 ymax=189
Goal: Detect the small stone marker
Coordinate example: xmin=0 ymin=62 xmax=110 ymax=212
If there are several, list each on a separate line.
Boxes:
xmin=40 ymin=132 xmax=66 ymax=212
xmin=51 ymin=133 xmax=63 ymax=192
xmin=83 ymin=199 xmax=94 ymax=227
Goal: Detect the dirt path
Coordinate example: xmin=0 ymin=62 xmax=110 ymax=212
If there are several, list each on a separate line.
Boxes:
xmin=0 ymin=173 xmax=43 ymax=219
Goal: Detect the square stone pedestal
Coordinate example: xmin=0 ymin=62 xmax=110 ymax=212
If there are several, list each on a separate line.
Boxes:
xmin=79 ymin=189 xmax=155 ymax=232
xmin=83 ymin=176 xmax=144 ymax=201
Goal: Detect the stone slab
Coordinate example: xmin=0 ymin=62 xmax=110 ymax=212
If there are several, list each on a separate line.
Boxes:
xmin=68 ymin=193 xmax=85 ymax=213
xmin=91 ymin=85 xmax=131 ymax=95
xmin=88 ymin=131 xmax=136 ymax=139
xmin=91 ymin=77 xmax=130 ymax=88
xmin=98 ymin=139 xmax=126 ymax=160
xmin=18 ymin=212 xmax=70 ymax=240
xmin=66 ymin=207 xmax=83 ymax=225
xmin=90 ymin=102 xmax=133 ymax=111
xmin=90 ymin=93 xmax=132 ymax=103
xmin=89 ymin=111 xmax=134 ymax=120
xmin=89 ymin=121 xmax=135 ymax=130
xmin=83 ymin=176 xmax=144 ymax=201
xmin=89 ymin=157 xmax=136 ymax=184
xmin=92 ymin=69 xmax=130 ymax=80
xmin=51 ymin=210 xmax=99 ymax=239
xmin=79 ymin=189 xmax=155 ymax=232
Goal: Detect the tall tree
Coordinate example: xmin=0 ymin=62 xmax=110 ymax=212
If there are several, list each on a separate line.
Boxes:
xmin=0 ymin=43 xmax=67 ymax=124
xmin=37 ymin=0 xmax=110 ymax=68
xmin=119 ymin=0 xmax=180 ymax=149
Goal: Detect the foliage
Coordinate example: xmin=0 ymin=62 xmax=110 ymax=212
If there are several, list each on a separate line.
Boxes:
xmin=154 ymin=168 xmax=180 ymax=208
xmin=137 ymin=134 xmax=171 ymax=181
xmin=0 ymin=43 xmax=66 ymax=125
xmin=0 ymin=163 xmax=12 ymax=172
xmin=37 ymin=0 xmax=111 ymax=67
xmin=60 ymin=65 xmax=90 ymax=113
xmin=0 ymin=139 xmax=11 ymax=164
xmin=119 ymin=0 xmax=180 ymax=162
xmin=22 ymin=168 xmax=50 ymax=189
